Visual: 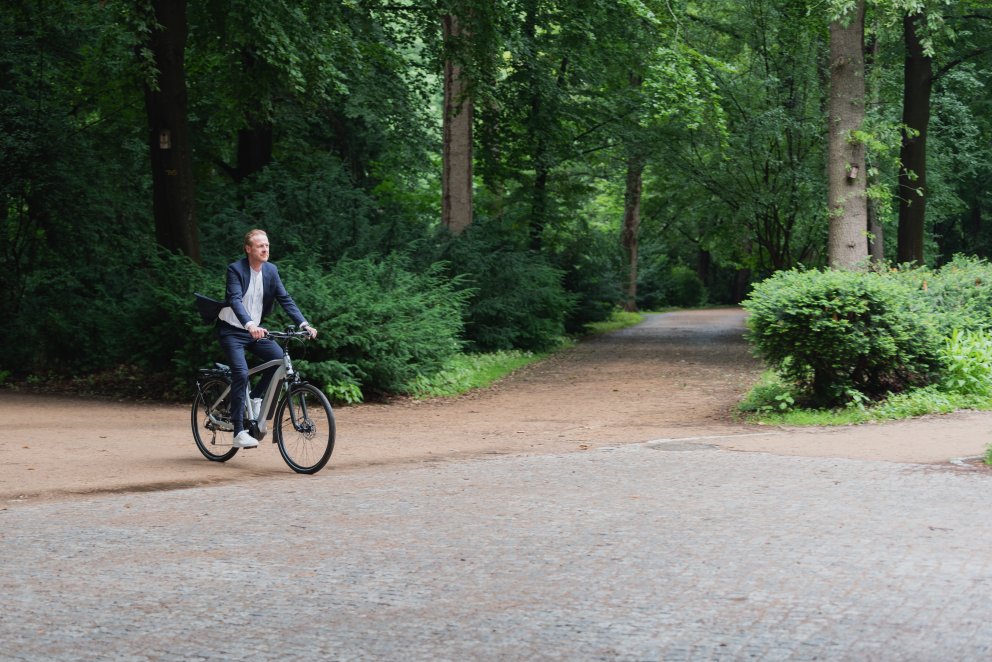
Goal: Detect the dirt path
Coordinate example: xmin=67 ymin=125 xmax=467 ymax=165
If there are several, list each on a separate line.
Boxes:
xmin=2 ymin=308 xmax=989 ymax=503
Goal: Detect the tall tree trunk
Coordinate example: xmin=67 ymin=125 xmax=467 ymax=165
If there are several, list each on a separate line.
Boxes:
xmin=234 ymin=50 xmax=273 ymax=183
xmin=143 ymin=0 xmax=198 ymax=262
xmin=827 ymin=0 xmax=868 ymax=269
xmin=868 ymin=203 xmax=885 ymax=263
xmin=896 ymin=12 xmax=932 ymax=265
xmin=442 ymin=14 xmax=473 ymax=235
xmin=621 ymin=154 xmax=645 ymax=312
xmin=865 ymin=29 xmax=885 ymax=264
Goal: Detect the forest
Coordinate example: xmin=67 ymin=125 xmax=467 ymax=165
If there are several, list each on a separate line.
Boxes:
xmin=3 ymin=0 xmax=992 ymax=402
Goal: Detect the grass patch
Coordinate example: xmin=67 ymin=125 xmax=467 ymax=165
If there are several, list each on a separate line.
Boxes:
xmin=405 ymin=347 xmax=563 ymax=398
xmin=738 ymin=371 xmax=992 ymax=426
xmin=584 ymin=310 xmax=645 ymax=335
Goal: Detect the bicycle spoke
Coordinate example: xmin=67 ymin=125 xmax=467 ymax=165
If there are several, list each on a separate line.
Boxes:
xmin=191 ymin=378 xmax=239 ymax=462
xmin=275 ymin=384 xmax=335 ymax=474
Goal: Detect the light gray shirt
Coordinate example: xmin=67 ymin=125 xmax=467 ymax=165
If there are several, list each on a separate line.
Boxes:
xmin=219 ymin=267 xmax=264 ymax=329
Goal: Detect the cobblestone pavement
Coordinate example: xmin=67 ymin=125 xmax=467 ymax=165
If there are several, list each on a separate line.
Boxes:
xmin=3 ymin=441 xmax=992 ymax=661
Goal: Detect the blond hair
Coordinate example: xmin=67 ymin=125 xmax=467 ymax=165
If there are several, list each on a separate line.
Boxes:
xmin=243 ymin=229 xmax=268 ymax=247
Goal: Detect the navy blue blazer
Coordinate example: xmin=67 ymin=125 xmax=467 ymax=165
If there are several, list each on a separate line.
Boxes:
xmin=225 ymin=258 xmax=307 ymax=329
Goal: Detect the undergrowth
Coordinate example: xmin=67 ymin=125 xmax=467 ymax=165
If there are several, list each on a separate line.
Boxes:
xmin=738 ymin=371 xmax=992 ymax=426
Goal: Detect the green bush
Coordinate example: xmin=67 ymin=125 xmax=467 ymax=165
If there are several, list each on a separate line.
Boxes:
xmin=743 ymin=268 xmax=943 ymax=406
xmin=923 ymin=255 xmax=992 ymax=335
xmin=122 ymin=250 xmax=221 ymax=397
xmin=938 ymin=329 xmax=992 ymax=396
xmin=551 ymin=224 xmax=622 ymax=332
xmin=666 ymin=265 xmax=708 ymax=307
xmin=636 ymin=259 xmax=707 ymax=310
xmin=438 ymin=228 xmax=576 ymax=351
xmin=280 ymin=255 xmax=468 ymax=399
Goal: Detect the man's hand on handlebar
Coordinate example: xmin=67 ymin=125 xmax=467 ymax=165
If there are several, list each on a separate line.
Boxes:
xmin=246 ymin=323 xmax=268 ymax=340
xmin=301 ymin=323 xmax=318 ymax=339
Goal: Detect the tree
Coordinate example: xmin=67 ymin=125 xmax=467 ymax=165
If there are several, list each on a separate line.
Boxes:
xmin=664 ymin=0 xmax=826 ymax=276
xmin=895 ymin=11 xmax=932 ymax=264
xmin=621 ymin=149 xmax=645 ymax=311
xmin=827 ymin=0 xmax=869 ymax=268
xmin=441 ymin=11 xmax=473 ymax=234
xmin=143 ymin=0 xmax=199 ymax=262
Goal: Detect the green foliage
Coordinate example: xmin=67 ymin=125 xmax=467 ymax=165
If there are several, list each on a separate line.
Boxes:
xmin=438 ymin=227 xmax=576 ymax=352
xmin=5 ymin=0 xmax=992 ymax=405
xmin=920 ymin=255 xmax=992 ymax=335
xmin=742 ymin=383 xmax=992 ymax=427
xmin=665 ymin=265 xmax=708 ymax=308
xmin=199 ymin=153 xmax=382 ymax=269
xmin=405 ymin=349 xmax=547 ymax=399
xmin=743 ymin=268 xmax=943 ymax=407
xmin=552 ymin=223 xmax=623 ymax=332
xmin=122 ymin=250 xmax=222 ymax=396
xmin=584 ymin=310 xmax=645 ymax=335
xmin=636 ymin=258 xmax=707 ymax=309
xmin=280 ymin=256 xmax=468 ymax=398
xmin=937 ymin=329 xmax=992 ymax=397
xmin=736 ymin=371 xmax=799 ymax=416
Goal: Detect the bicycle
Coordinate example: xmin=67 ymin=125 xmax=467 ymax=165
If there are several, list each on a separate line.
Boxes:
xmin=191 ymin=328 xmax=335 ymax=474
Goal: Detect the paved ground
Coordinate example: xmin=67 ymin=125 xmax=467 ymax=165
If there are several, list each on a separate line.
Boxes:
xmin=4 ymin=309 xmax=992 ymax=660
xmin=3 ymin=442 xmax=992 ymax=660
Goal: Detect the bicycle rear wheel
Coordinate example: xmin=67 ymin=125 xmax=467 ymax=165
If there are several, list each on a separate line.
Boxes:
xmin=192 ymin=377 xmax=239 ymax=462
xmin=274 ymin=383 xmax=335 ymax=474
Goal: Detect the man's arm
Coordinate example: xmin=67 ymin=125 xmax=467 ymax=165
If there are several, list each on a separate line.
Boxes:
xmin=269 ymin=265 xmax=318 ymax=338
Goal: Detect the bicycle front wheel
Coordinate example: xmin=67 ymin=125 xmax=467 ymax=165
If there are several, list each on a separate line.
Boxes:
xmin=274 ymin=383 xmax=335 ymax=474
xmin=192 ymin=377 xmax=239 ymax=462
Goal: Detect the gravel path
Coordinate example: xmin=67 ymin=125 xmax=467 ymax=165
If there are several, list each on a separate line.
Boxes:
xmin=3 ymin=443 xmax=992 ymax=660
xmin=3 ymin=308 xmax=992 ymax=659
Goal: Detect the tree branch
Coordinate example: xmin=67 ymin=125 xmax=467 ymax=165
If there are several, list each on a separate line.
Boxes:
xmin=934 ymin=45 xmax=992 ymax=82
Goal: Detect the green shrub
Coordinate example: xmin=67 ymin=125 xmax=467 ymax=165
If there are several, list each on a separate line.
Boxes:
xmin=551 ymin=224 xmax=623 ymax=332
xmin=438 ymin=228 xmax=576 ymax=351
xmin=938 ymin=329 xmax=992 ymax=396
xmin=122 ymin=250 xmax=220 ymax=397
xmin=736 ymin=371 xmax=798 ymax=415
xmin=280 ymin=255 xmax=468 ymax=398
xmin=666 ymin=265 xmax=708 ymax=307
xmin=924 ymin=255 xmax=992 ymax=335
xmin=743 ymin=268 xmax=943 ymax=407
xmin=637 ymin=259 xmax=707 ymax=310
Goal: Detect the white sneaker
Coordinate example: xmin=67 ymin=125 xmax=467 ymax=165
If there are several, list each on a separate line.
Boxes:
xmin=251 ymin=398 xmax=263 ymax=420
xmin=232 ymin=431 xmax=259 ymax=449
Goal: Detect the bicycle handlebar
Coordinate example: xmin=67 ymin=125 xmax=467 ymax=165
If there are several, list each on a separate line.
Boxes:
xmin=264 ymin=328 xmax=312 ymax=341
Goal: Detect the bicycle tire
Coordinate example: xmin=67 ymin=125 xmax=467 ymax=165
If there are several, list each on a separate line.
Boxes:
xmin=274 ymin=383 xmax=335 ymax=474
xmin=191 ymin=377 xmax=239 ymax=462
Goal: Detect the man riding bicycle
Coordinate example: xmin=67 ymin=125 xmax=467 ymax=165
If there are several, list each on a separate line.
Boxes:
xmin=212 ymin=229 xmax=318 ymax=449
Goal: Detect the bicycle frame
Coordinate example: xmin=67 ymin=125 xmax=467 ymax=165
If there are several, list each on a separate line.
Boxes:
xmin=199 ymin=350 xmax=299 ymax=442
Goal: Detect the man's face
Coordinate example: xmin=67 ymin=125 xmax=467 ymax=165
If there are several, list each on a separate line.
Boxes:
xmin=246 ymin=233 xmax=270 ymax=264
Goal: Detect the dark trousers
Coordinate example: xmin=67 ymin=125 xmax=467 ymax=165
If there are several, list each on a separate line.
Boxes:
xmin=217 ymin=323 xmax=284 ymax=435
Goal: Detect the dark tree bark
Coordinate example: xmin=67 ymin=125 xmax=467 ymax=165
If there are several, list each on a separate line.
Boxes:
xmin=442 ymin=13 xmax=473 ymax=235
xmin=896 ymin=12 xmax=932 ymax=265
xmin=143 ymin=0 xmax=198 ymax=262
xmin=868 ymin=203 xmax=885 ymax=263
xmin=827 ymin=0 xmax=868 ymax=268
xmin=621 ymin=154 xmax=645 ymax=311
xmin=233 ymin=51 xmax=273 ymax=183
